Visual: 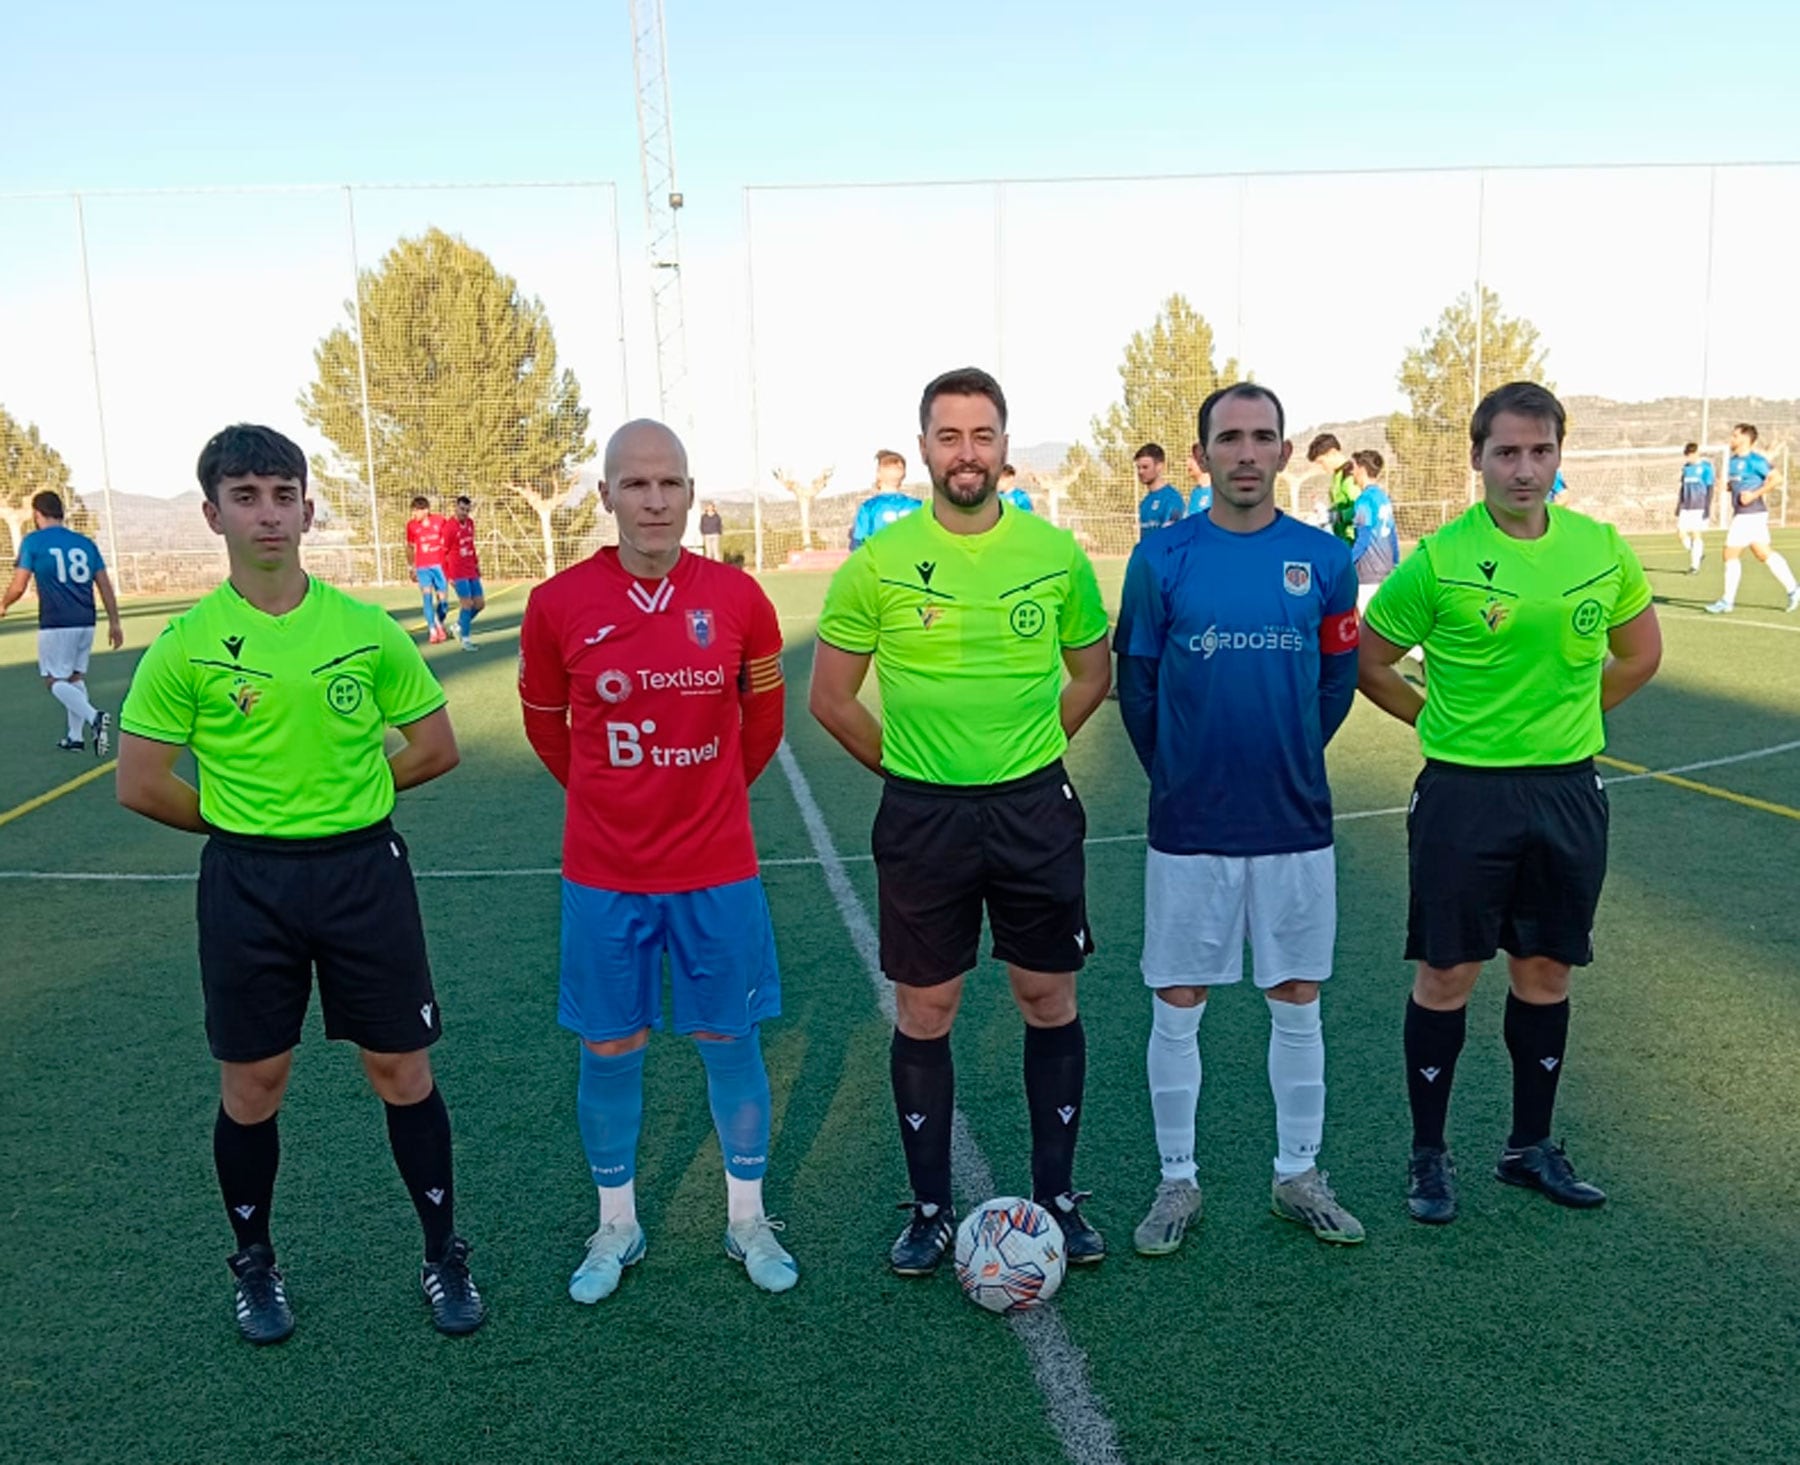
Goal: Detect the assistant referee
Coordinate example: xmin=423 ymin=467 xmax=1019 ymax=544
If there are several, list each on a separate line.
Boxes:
xmin=810 ymin=367 xmax=1113 ymax=1277
xmin=117 ymin=424 xmax=484 ymax=1343
xmin=1357 ymin=382 xmax=1662 ymax=1225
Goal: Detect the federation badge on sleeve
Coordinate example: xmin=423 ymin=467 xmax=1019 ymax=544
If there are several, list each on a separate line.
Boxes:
xmin=686 ymin=608 xmax=715 ymax=648
xmin=1282 ymin=561 xmax=1313 ymax=597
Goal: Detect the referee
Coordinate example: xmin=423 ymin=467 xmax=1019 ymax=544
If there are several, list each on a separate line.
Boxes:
xmin=1357 ymin=382 xmax=1662 ymax=1224
xmin=117 ymin=424 xmax=484 ymax=1343
xmin=810 ymin=367 xmax=1113 ymax=1276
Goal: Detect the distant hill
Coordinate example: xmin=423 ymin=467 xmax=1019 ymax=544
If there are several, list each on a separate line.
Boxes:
xmin=1291 ymin=395 xmax=1800 ymax=461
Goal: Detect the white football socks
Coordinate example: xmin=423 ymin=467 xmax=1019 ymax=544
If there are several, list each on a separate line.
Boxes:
xmin=1722 ymin=559 xmax=1743 ymax=607
xmin=1688 ymin=535 xmax=1704 ymax=572
xmin=1768 ymin=552 xmax=1799 ymax=595
xmin=725 ymin=1174 xmax=764 ymax=1225
xmin=49 ymin=679 xmax=97 ymax=739
xmin=1146 ymin=995 xmax=1204 ymax=1183
xmin=1267 ymin=996 xmax=1326 ymax=1181
xmin=598 ymin=1180 xmax=637 ymax=1228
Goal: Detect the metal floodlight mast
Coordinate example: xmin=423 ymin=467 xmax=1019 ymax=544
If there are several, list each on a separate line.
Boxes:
xmin=629 ymin=0 xmax=691 ymax=439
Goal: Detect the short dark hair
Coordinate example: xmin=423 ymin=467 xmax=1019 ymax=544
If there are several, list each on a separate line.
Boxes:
xmin=1353 ymin=448 xmax=1385 ymax=478
xmin=1471 ymin=381 xmax=1566 ymax=451
xmin=410 ymin=495 xmax=431 ymax=510
xmin=1197 ymin=383 xmax=1287 ymax=448
xmin=30 ymin=490 xmax=65 ymax=520
xmin=1134 ymin=443 xmax=1166 ymax=465
xmin=1305 ymin=433 xmax=1341 ymax=462
xmin=455 ymin=495 xmax=472 ymax=507
xmin=1684 ymin=441 xmax=1700 ymax=455
xmin=1734 ymin=421 xmax=1759 ymax=443
xmin=874 ymin=449 xmax=906 ymax=469
xmin=999 ymin=463 xmax=1016 ymax=477
xmin=195 ymin=424 xmax=308 ymax=504
xmin=918 ymin=367 xmax=1007 ymax=432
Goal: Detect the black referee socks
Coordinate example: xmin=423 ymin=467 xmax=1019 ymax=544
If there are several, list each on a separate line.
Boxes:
xmin=215 ymin=1106 xmax=279 ymax=1252
xmin=385 ymin=1087 xmax=457 ymax=1263
xmin=1504 ymin=993 xmax=1570 ymax=1149
xmin=1024 ymin=1016 xmax=1087 ymax=1205
xmin=890 ymin=1030 xmax=954 ymax=1211
xmin=1404 ymin=998 xmax=1467 ymax=1151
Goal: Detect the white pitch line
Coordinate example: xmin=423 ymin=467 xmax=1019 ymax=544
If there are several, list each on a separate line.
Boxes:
xmin=6 ymin=735 xmax=1797 ymax=888
xmin=773 ymin=740 xmax=1126 ymax=1465
xmin=1661 ymin=607 xmax=1800 ymax=635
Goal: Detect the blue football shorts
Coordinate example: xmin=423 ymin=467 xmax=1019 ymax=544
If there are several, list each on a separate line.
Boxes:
xmin=559 ymin=875 xmax=781 ymax=1041
xmin=452 ymin=577 xmax=484 ymax=600
xmin=415 ymin=565 xmax=449 ymax=595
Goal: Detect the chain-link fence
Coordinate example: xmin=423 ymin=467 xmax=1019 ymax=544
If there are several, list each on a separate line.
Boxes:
xmin=744 ymin=163 xmax=1800 ymax=565
xmin=1 ymin=182 xmax=625 ymax=591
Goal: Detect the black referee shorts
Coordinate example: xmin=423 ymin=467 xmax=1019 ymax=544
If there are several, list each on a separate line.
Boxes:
xmin=1405 ymin=758 xmax=1609 ymax=970
xmin=197 ymin=820 xmax=441 ymax=1063
xmin=872 ymin=761 xmax=1094 ymax=987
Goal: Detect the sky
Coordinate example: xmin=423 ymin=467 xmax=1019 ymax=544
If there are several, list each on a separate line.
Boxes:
xmin=5 ymin=0 xmax=1799 ymax=506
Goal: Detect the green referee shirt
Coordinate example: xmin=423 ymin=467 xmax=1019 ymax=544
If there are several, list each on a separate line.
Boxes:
xmin=1365 ymin=503 xmax=1652 ymax=767
xmin=817 ymin=502 xmax=1109 ymax=786
xmin=121 ymin=578 xmax=446 ymax=837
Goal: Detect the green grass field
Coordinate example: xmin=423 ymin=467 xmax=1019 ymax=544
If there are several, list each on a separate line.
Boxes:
xmin=3 ymin=532 xmax=1798 ymax=1465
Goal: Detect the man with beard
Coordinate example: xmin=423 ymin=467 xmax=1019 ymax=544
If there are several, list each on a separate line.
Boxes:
xmin=810 ymin=367 xmax=1113 ymax=1278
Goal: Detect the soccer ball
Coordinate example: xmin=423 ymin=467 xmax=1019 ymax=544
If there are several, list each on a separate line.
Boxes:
xmin=954 ymin=1197 xmax=1065 ymax=1314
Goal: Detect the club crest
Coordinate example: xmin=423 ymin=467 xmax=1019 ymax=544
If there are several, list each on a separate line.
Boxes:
xmin=1282 ymin=561 xmax=1313 ymax=597
xmin=686 ymin=608 xmax=715 ymax=648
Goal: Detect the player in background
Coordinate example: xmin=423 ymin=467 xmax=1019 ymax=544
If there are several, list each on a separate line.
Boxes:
xmin=998 ymin=464 xmax=1035 ymax=513
xmin=445 ymin=496 xmax=486 ymax=650
xmin=1547 ymin=470 xmax=1569 ymax=504
xmin=1358 ymin=382 xmax=1661 ymax=1225
xmin=1117 ymin=384 xmax=1365 ymax=1255
xmin=405 ymin=495 xmax=453 ymax=643
xmin=699 ymin=500 xmax=724 ymax=560
xmin=2 ymin=490 xmax=122 ymax=752
xmin=1136 ymin=443 xmax=1186 ymax=540
xmin=1706 ymin=423 xmax=1799 ymax=614
xmin=1306 ymin=434 xmax=1357 ymax=546
xmin=116 ymin=424 xmax=482 ymax=1344
xmin=1676 ymin=442 xmax=1715 ymax=575
xmin=1186 ymin=441 xmax=1213 ymax=517
xmin=520 ymin=419 xmax=795 ymax=1303
xmin=849 ymin=449 xmax=922 ymax=549
xmin=1348 ymin=450 xmax=1401 ymax=613
xmin=811 ymin=368 xmax=1112 ymax=1278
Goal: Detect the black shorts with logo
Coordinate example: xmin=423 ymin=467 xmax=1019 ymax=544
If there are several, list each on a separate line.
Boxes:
xmin=1406 ymin=758 xmax=1609 ymax=969
xmin=197 ymin=820 xmax=441 ymax=1062
xmin=872 ymin=760 xmax=1094 ymax=987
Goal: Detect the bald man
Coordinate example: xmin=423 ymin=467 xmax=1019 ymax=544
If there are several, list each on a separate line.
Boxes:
xmin=518 ymin=420 xmax=798 ymax=1302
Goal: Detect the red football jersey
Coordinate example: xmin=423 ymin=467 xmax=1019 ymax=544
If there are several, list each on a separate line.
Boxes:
xmin=518 ymin=548 xmax=785 ymax=893
xmin=445 ymin=517 xmax=480 ymax=580
xmin=406 ymin=513 xmax=451 ymax=569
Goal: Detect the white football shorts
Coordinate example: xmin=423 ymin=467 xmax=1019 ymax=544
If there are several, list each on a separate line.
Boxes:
xmin=1676 ymin=509 xmax=1707 ymax=533
xmin=1141 ymin=845 xmax=1337 ymax=989
xmin=37 ymin=626 xmax=94 ymax=680
xmin=1726 ymin=513 xmax=1772 ymax=549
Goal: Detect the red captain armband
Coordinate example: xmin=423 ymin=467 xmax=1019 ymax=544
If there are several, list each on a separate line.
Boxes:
xmin=1320 ymin=607 xmax=1360 ymax=652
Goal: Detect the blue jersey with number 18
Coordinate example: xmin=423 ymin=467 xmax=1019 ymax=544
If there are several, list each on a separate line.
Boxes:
xmin=16 ymin=525 xmax=104 ymax=628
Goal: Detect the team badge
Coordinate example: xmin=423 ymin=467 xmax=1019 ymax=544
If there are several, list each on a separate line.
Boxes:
xmin=595 ymin=668 xmax=633 ymax=704
xmin=917 ymin=604 xmax=943 ymax=630
xmin=1571 ymin=599 xmax=1604 ymax=636
xmin=326 ymin=674 xmax=364 ymax=715
xmin=1009 ymin=600 xmax=1045 ymax=638
xmin=229 ymin=677 xmax=260 ymax=717
xmin=686 ymin=608 xmax=715 ymax=648
xmin=1482 ymin=599 xmax=1510 ymax=633
xmin=1282 ymin=561 xmax=1313 ymax=597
